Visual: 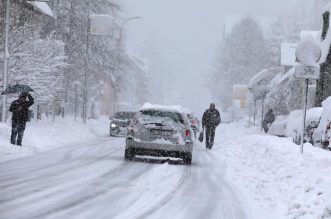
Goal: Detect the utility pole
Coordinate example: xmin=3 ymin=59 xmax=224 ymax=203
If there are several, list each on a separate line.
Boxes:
xmin=82 ymin=0 xmax=91 ymax=124
xmin=2 ymin=0 xmax=10 ymax=123
xmin=63 ymin=0 xmax=74 ymax=115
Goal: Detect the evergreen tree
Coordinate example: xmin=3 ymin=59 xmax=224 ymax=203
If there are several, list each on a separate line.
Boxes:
xmin=212 ymin=17 xmax=269 ymax=108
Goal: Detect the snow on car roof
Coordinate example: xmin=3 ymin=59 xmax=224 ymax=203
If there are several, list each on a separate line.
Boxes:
xmin=140 ymin=103 xmax=186 ymax=114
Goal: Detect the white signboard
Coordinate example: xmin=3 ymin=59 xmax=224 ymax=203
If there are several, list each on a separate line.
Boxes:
xmin=281 ymin=43 xmax=297 ymax=66
xmin=295 ymin=64 xmax=320 ymax=80
xmin=90 ymin=14 xmax=113 ymax=36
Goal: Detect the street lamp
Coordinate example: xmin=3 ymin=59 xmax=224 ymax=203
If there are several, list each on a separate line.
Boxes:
xmin=2 ymin=0 xmax=10 ymax=123
xmin=119 ymin=17 xmax=143 ymax=41
xmin=114 ymin=16 xmax=143 ymax=111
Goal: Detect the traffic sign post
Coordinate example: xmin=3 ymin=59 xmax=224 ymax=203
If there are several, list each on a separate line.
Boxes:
xmin=295 ymin=36 xmax=321 ymax=154
xmin=295 ymin=64 xmax=320 ymax=80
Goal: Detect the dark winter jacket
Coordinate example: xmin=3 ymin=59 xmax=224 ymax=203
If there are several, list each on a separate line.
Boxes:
xmin=263 ymin=110 xmax=275 ymax=126
xmin=9 ymin=94 xmax=34 ymax=123
xmin=202 ymin=108 xmax=221 ymax=128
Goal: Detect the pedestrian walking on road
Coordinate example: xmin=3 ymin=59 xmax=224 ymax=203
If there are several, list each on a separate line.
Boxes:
xmin=9 ymin=92 xmax=34 ymax=146
xmin=202 ymin=103 xmax=221 ymax=149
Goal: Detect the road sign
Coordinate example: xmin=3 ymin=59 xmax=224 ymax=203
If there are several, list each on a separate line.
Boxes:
xmin=295 ymin=36 xmax=321 ymax=66
xmin=295 ymin=64 xmax=320 ymax=80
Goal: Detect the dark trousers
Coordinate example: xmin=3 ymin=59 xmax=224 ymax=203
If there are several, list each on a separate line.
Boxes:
xmin=206 ymin=126 xmax=216 ymax=149
xmin=11 ymin=121 xmax=26 ymax=146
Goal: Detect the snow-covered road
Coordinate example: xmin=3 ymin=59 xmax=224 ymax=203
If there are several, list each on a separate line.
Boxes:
xmin=0 ymin=135 xmax=248 ymax=219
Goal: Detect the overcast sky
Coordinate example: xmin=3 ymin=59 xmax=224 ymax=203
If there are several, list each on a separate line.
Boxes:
xmin=120 ymin=0 xmax=302 ymax=114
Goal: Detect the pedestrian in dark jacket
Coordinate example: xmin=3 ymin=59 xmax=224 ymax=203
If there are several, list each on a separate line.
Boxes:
xmin=263 ymin=109 xmax=275 ymax=133
xmin=9 ymin=92 xmax=34 ymax=146
xmin=202 ymin=103 xmax=221 ymax=149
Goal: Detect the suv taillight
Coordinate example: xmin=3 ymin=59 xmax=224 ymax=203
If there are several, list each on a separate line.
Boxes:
xmin=185 ymin=130 xmax=190 ymax=137
xmin=323 ymin=140 xmax=329 ymax=146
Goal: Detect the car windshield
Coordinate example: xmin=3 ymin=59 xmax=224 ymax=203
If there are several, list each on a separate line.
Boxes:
xmin=114 ymin=112 xmax=135 ymax=120
xmin=140 ymin=110 xmax=184 ymax=124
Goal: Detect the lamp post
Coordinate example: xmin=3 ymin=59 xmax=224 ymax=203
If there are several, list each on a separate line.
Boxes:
xmin=72 ymin=81 xmax=82 ymax=121
xmin=82 ymin=0 xmax=92 ymax=124
xmin=114 ymin=16 xmax=142 ymax=111
xmin=119 ymin=17 xmax=143 ymax=42
xmin=294 ymin=36 xmax=321 ymax=154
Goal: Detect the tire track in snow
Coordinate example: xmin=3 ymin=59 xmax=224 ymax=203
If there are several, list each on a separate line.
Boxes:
xmin=0 ymin=148 xmax=120 ymax=206
xmin=192 ymin=143 xmax=248 ymax=219
xmin=0 ymin=137 xmax=119 ymax=186
xmin=0 ymin=140 xmax=119 ymax=191
xmin=135 ymin=166 xmax=191 ymax=219
xmin=0 ymin=138 xmax=111 ymax=182
xmin=30 ymin=162 xmax=153 ymax=219
xmin=0 ymin=138 xmax=124 ymax=207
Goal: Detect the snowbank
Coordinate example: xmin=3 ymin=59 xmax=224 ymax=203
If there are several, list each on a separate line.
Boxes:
xmin=268 ymin=115 xmax=288 ymax=137
xmin=0 ymin=117 xmax=109 ymax=163
xmin=286 ymin=107 xmax=323 ymax=139
xmin=215 ymin=121 xmax=331 ymax=219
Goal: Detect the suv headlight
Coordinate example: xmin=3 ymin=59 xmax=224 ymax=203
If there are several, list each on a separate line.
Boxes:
xmin=111 ymin=123 xmax=117 ymax=128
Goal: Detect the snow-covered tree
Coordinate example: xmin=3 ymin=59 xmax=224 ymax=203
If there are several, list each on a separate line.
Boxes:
xmin=212 ymin=17 xmax=269 ymax=108
xmin=8 ymin=35 xmax=66 ymax=102
xmin=0 ymin=2 xmax=65 ymax=111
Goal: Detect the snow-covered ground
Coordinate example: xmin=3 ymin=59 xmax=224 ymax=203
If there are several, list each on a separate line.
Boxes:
xmin=0 ymin=117 xmax=109 ymax=163
xmin=1 ymin=118 xmax=331 ymax=219
xmin=215 ymin=121 xmax=331 ymax=219
xmin=0 ymin=119 xmax=247 ymax=219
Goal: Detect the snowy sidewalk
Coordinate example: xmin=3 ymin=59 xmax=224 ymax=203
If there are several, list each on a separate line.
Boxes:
xmin=214 ymin=121 xmax=331 ymax=219
xmin=0 ymin=117 xmax=109 ymax=163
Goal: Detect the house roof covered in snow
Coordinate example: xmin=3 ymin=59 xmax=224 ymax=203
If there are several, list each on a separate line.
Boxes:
xmin=27 ymin=1 xmax=54 ymax=18
xmin=249 ymin=69 xmax=270 ymax=89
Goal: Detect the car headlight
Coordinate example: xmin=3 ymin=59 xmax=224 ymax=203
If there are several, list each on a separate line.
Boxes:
xmin=111 ymin=123 xmax=117 ymax=128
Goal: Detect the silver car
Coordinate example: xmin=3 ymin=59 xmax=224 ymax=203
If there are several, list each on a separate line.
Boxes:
xmin=110 ymin=111 xmax=136 ymax=137
xmin=125 ymin=106 xmax=193 ymax=164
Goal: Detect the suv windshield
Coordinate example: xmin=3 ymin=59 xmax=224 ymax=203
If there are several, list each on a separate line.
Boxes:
xmin=114 ymin=112 xmax=135 ymax=120
xmin=140 ymin=110 xmax=184 ymax=124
